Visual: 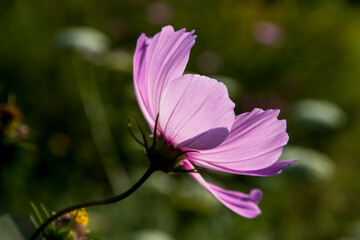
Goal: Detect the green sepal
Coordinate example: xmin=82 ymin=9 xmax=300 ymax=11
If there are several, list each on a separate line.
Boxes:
xmin=128 ymin=118 xmax=145 ymax=147
xmin=131 ymin=112 xmax=149 ymax=150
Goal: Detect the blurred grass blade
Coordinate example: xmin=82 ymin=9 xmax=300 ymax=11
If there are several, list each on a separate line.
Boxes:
xmin=40 ymin=204 xmax=51 ymax=218
xmin=30 ymin=201 xmax=44 ymax=224
xmin=40 ymin=204 xmax=56 ymax=229
xmin=73 ymin=60 xmax=130 ymax=193
xmin=29 ymin=214 xmax=39 ymax=228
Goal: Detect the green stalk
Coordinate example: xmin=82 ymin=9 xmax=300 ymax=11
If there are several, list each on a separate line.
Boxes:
xmin=29 ymin=165 xmax=156 ymax=240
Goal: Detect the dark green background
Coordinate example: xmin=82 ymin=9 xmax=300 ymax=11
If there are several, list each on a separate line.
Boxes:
xmin=1 ymin=0 xmax=360 ymax=239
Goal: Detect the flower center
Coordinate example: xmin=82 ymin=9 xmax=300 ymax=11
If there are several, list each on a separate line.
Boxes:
xmin=146 ymin=134 xmax=186 ymax=173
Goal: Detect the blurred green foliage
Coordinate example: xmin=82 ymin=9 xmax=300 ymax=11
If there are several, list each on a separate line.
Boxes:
xmin=1 ymin=0 xmax=360 ymax=239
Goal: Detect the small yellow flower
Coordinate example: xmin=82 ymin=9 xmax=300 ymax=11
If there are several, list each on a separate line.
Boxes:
xmin=69 ymin=208 xmax=89 ymax=226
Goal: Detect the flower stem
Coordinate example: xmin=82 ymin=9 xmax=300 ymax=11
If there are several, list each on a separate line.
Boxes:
xmin=29 ymin=165 xmax=157 ymax=240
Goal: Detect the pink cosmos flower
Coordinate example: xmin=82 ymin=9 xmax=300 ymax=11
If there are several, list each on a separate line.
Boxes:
xmin=133 ymin=26 xmax=297 ymax=218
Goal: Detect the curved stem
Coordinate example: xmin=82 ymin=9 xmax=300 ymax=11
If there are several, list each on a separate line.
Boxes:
xmin=29 ymin=165 xmax=156 ymax=240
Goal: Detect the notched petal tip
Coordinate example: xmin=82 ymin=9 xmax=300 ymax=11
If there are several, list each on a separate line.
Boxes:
xmin=161 ymin=25 xmax=196 ymax=39
xmin=188 ymin=29 xmax=197 ymax=39
xmin=162 ymin=25 xmax=175 ymax=31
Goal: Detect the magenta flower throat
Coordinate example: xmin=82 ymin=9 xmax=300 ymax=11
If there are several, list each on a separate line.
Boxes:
xmin=133 ymin=26 xmax=297 ymax=218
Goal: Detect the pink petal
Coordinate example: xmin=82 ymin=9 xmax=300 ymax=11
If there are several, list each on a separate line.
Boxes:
xmin=191 ymin=159 xmax=298 ymax=176
xmin=133 ymin=34 xmax=153 ymax=126
xmin=188 ymin=108 xmax=289 ymax=170
xmin=183 ymin=160 xmax=262 ymax=218
xmin=240 ymin=159 xmax=297 ymax=176
xmin=133 ymin=26 xmax=196 ymax=128
xmin=158 ymin=74 xmax=235 ymax=150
